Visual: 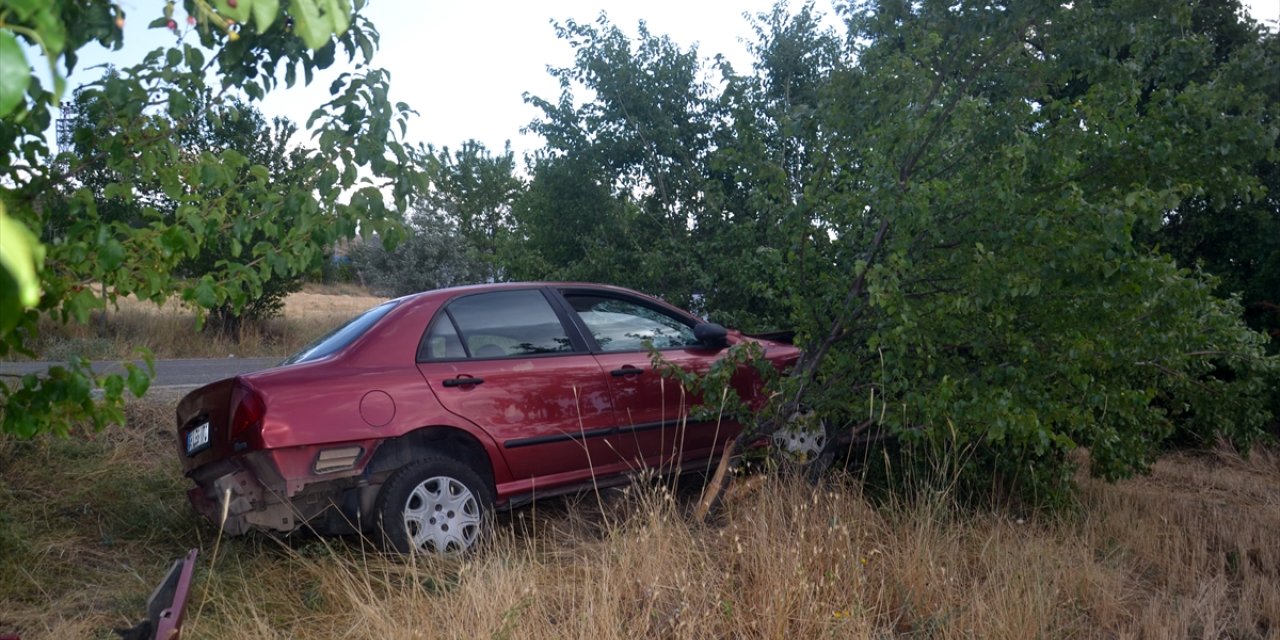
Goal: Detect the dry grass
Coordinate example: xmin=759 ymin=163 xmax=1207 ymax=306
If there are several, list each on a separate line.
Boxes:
xmin=9 ymin=285 xmax=386 ymax=360
xmin=1 ymin=397 xmax=1277 ymax=639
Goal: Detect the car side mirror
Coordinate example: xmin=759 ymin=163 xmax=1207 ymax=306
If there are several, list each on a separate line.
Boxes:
xmin=694 ymin=322 xmax=729 ymax=350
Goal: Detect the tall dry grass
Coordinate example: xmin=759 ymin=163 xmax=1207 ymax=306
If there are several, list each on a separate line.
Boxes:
xmin=3 ymin=398 xmax=1277 ymax=639
xmin=178 ymin=449 xmax=1276 ymax=640
xmin=8 ymin=286 xmax=386 ymax=360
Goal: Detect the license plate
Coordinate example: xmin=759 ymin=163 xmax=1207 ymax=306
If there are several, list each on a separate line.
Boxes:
xmin=186 ymin=422 xmax=210 ymax=456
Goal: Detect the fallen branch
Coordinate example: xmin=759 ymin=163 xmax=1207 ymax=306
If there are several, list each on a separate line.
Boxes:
xmin=694 ymin=443 xmax=737 ymax=521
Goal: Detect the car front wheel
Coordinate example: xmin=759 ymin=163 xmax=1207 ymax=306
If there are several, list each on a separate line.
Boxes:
xmin=374 ymin=456 xmax=493 ymax=554
xmin=771 ymin=408 xmax=828 ymax=465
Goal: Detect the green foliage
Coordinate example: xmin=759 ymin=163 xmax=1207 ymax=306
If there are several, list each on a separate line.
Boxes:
xmin=515 ymin=8 xmax=843 ymax=330
xmin=505 ymin=153 xmax=661 ymax=289
xmin=0 ymin=29 xmax=30 ymax=116
xmin=420 ymin=140 xmax=524 ymax=280
xmin=1153 ymin=20 xmax=1280 ymax=356
xmin=519 ymin=0 xmax=1279 ymax=504
xmin=1 ymin=354 xmax=153 ymax=438
xmin=754 ymin=0 xmax=1277 ymax=501
xmin=649 ymin=340 xmax=779 ymax=425
xmin=349 ymin=211 xmax=489 ymax=297
xmin=518 ymin=16 xmax=719 ymax=307
xmin=346 ymin=139 xmax=522 ymax=294
xmin=0 ymin=1 xmax=125 ymax=117
xmin=0 ymin=203 xmax=44 ymax=334
xmin=0 ymin=0 xmax=425 ymax=437
xmin=57 ymin=85 xmax=313 ymax=336
xmin=1157 ymin=149 xmax=1280 ymax=435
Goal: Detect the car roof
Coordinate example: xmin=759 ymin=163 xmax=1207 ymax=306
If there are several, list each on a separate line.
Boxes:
xmin=394 ymin=282 xmax=660 ymax=306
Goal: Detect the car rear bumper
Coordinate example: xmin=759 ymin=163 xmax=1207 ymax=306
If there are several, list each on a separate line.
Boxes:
xmin=187 ymin=453 xmax=293 ymax=535
xmin=185 ymin=443 xmax=381 ymax=536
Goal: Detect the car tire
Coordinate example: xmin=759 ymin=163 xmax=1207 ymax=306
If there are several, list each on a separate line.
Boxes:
xmin=374 ymin=456 xmax=493 ymax=555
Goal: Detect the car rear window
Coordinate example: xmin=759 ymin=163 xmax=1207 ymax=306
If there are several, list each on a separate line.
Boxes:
xmin=282 ymin=300 xmax=400 ymax=365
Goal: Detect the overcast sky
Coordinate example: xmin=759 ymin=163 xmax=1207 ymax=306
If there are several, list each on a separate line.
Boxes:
xmin=261 ymin=0 xmax=819 ymax=158
xmin=57 ymin=0 xmax=1280 ymax=160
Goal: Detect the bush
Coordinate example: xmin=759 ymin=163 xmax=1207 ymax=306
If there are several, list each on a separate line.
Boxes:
xmin=348 ymin=214 xmax=489 ymax=297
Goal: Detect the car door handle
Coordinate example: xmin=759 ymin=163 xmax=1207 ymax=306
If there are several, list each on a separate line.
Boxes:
xmin=442 ymin=376 xmax=485 ymax=387
xmin=610 ymin=366 xmax=644 ymax=377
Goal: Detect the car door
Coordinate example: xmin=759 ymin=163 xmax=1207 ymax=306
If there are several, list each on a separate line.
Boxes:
xmin=556 ymin=289 xmax=738 ymax=472
xmin=414 ymin=288 xmax=625 ymax=484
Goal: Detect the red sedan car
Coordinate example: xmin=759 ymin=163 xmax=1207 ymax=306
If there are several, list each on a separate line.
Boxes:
xmin=176 ymin=282 xmax=802 ymax=553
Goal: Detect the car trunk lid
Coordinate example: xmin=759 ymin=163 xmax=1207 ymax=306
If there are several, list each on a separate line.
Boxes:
xmin=176 ymin=377 xmax=265 ymax=474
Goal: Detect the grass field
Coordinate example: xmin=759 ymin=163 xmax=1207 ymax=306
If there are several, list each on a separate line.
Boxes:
xmin=1 ymin=290 xmax=1277 ymax=638
xmin=7 ymin=284 xmax=387 ymax=361
xmin=0 ymin=392 xmax=1276 ymax=639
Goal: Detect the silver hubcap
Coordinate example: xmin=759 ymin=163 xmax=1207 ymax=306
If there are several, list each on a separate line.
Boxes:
xmin=403 ymin=476 xmax=481 ymax=553
xmin=772 ymin=409 xmax=827 ymax=463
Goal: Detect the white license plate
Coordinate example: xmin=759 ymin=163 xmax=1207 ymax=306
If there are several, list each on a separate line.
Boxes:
xmin=186 ymin=422 xmax=210 ymax=455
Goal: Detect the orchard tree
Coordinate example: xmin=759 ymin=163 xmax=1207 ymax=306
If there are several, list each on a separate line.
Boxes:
xmin=745 ymin=0 xmax=1279 ymax=501
xmin=520 ymin=16 xmax=719 ymax=304
xmin=517 ymin=9 xmax=842 ymax=329
xmin=0 ymin=0 xmax=426 ymax=437
xmin=59 ymin=86 xmax=312 ymax=337
xmin=505 ymin=151 xmax=657 ymax=289
xmin=522 ymin=1 xmax=1278 ymax=505
xmin=419 ymin=140 xmax=523 ymax=281
xmin=348 ymin=139 xmax=522 ymax=294
xmin=695 ymin=2 xmax=844 ymax=329
xmin=180 ymin=105 xmax=312 ymax=336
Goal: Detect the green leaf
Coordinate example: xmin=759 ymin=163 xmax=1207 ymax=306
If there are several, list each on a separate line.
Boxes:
xmin=157 ymin=227 xmax=184 ymax=257
xmin=100 ymin=238 xmax=125 ymax=271
xmin=290 ymin=0 xmax=332 ymax=49
xmin=66 ymin=287 xmax=100 ymax=324
xmin=323 ymin=0 xmax=352 ymax=36
xmin=185 ymin=45 xmax=206 ymax=71
xmin=252 ymin=0 xmax=282 ymax=32
xmin=125 ymin=364 xmax=151 ymax=398
xmin=31 ymin=6 xmax=66 ymax=54
xmin=315 ymin=41 xmax=335 ymax=69
xmin=355 ymin=30 xmax=374 ymax=63
xmin=0 ymin=204 xmax=44 ymax=334
xmin=102 ymin=374 xmax=125 ymax=400
xmin=4 ymin=0 xmax=44 ymax=19
xmin=193 ymin=279 xmax=218 ymax=308
xmin=168 ymin=89 xmax=190 ymax=118
xmin=0 ymin=31 xmax=31 ymax=117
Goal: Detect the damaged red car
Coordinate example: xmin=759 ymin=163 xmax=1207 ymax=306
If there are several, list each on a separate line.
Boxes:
xmin=176 ymin=282 xmax=803 ymax=553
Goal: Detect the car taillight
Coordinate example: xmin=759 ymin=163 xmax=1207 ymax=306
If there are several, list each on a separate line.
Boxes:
xmin=229 ymin=383 xmax=266 ymax=438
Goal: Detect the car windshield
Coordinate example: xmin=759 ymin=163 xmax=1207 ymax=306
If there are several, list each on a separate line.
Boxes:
xmin=282 ymin=300 xmax=400 ymax=365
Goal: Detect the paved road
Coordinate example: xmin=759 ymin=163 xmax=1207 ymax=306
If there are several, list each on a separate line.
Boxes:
xmin=0 ymin=357 xmax=282 ymax=389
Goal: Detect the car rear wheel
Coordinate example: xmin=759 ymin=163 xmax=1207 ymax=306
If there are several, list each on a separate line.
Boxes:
xmin=374 ymin=456 xmax=493 ymax=554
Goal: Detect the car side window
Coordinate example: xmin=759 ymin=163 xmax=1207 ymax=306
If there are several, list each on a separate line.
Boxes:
xmin=440 ymin=290 xmax=574 ymax=358
xmin=565 ymin=294 xmax=698 ymax=352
